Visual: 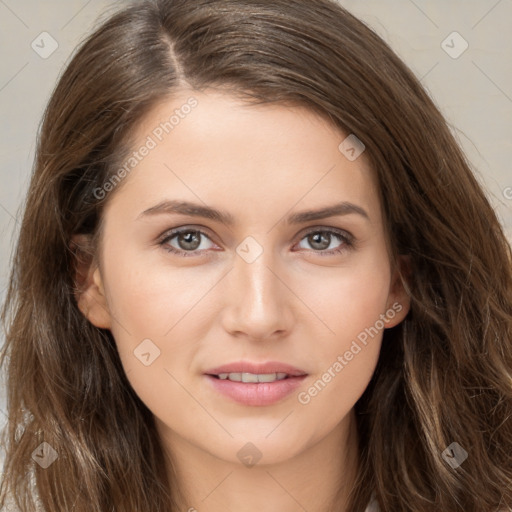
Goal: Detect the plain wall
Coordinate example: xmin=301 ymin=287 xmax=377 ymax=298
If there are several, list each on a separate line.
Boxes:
xmin=1 ymin=0 xmax=511 ymax=463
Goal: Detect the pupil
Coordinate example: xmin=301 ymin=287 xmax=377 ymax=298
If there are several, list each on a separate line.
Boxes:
xmin=179 ymin=231 xmax=201 ymax=250
xmin=310 ymin=232 xmax=330 ymax=250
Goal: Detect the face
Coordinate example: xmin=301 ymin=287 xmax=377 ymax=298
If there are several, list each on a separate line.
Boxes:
xmin=76 ymin=88 xmax=410 ymax=467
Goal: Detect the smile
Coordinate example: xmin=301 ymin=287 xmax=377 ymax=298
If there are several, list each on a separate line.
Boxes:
xmin=213 ymin=372 xmax=289 ymax=383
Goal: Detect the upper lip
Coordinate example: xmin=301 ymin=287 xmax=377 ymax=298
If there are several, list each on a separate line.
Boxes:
xmin=205 ymin=361 xmax=308 ymax=377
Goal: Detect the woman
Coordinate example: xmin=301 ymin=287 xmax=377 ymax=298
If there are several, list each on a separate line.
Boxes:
xmin=1 ymin=0 xmax=511 ymax=511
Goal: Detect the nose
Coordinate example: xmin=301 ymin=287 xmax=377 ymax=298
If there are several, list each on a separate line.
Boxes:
xmin=220 ymin=244 xmax=294 ymax=341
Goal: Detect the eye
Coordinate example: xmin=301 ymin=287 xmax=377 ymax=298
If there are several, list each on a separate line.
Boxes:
xmin=159 ymin=228 xmax=217 ymax=257
xmin=294 ymin=228 xmax=354 ymax=256
xmin=158 ymin=226 xmax=355 ymax=258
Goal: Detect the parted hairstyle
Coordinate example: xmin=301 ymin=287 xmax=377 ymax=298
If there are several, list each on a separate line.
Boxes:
xmin=1 ymin=0 xmax=512 ymax=511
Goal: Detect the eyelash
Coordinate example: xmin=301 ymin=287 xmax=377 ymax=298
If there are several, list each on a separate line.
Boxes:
xmin=158 ymin=226 xmax=355 ymax=258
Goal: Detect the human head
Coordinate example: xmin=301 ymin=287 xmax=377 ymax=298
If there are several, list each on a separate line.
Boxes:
xmin=1 ymin=1 xmax=511 ymax=511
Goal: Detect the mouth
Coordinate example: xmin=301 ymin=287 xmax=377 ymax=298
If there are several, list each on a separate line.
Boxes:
xmin=204 ymin=361 xmax=308 ymax=379
xmin=203 ymin=362 xmax=308 ymax=406
xmin=207 ymin=372 xmax=299 ymax=383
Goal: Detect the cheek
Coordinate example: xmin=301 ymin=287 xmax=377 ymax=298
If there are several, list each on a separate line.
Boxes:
xmin=101 ymin=242 xmax=230 ymax=402
xmin=103 ymin=242 xmax=215 ymax=336
xmin=291 ymin=253 xmax=390 ymax=420
xmin=294 ymin=287 xmax=388 ymax=438
xmin=102 ymin=231 xmax=390 ymax=418
xmin=102 ymin=254 xmax=202 ymax=413
xmin=99 ymin=241 xmax=185 ymax=365
xmin=104 ymin=234 xmax=392 ymax=350
xmin=296 ymin=341 xmax=380 ymax=444
xmin=293 ymin=248 xmax=392 ymax=345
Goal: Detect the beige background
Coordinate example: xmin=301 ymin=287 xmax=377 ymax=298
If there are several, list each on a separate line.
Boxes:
xmin=1 ymin=0 xmax=511 ymax=458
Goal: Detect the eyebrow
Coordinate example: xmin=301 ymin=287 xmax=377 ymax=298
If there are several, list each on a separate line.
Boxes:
xmin=137 ymin=199 xmax=370 ymax=225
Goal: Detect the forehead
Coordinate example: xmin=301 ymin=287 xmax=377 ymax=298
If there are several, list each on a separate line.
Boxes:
xmin=106 ymin=88 xmax=381 ymax=225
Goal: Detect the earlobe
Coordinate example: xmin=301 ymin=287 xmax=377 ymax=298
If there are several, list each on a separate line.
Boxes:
xmin=71 ymin=234 xmax=112 ymax=330
xmin=385 ymin=254 xmax=412 ymax=328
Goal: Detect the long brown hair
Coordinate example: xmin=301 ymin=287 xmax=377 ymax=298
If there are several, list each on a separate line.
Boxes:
xmin=1 ymin=1 xmax=511 ymax=510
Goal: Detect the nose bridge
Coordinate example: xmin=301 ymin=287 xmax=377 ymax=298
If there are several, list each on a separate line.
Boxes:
xmin=221 ymin=235 xmax=291 ymax=338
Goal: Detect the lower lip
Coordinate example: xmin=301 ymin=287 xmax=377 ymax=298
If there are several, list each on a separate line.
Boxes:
xmin=205 ymin=374 xmax=308 ymax=406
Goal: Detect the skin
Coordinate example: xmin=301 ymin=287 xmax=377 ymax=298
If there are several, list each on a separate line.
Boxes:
xmin=75 ymin=88 xmax=410 ymax=512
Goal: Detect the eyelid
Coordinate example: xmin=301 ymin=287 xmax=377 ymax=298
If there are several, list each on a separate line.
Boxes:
xmin=157 ymin=224 xmax=355 ymax=247
xmin=157 ymin=224 xmax=356 ymax=256
xmin=293 ymin=226 xmax=355 ymax=256
xmin=157 ymin=225 xmax=220 ymax=253
xmin=298 ymin=225 xmax=354 ymax=242
xmin=157 ymin=224 xmax=217 ymax=243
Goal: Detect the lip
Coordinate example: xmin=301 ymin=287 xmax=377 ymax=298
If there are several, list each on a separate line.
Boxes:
xmin=204 ymin=361 xmax=308 ymax=377
xmin=204 ymin=361 xmax=308 ymax=407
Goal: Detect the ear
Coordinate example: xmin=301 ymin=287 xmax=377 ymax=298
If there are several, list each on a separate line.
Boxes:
xmin=384 ymin=254 xmax=411 ymax=328
xmin=70 ymin=234 xmax=112 ymax=329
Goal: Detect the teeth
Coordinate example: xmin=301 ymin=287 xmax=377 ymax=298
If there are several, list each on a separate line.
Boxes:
xmin=242 ymin=372 xmax=259 ymax=383
xmin=216 ymin=372 xmax=289 ymax=383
